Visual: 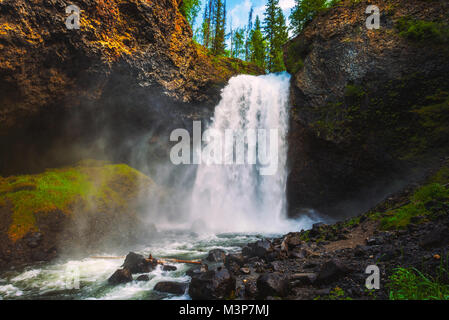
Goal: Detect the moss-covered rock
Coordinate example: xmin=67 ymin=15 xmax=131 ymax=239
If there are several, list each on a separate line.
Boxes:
xmin=0 ymin=160 xmax=161 ymax=269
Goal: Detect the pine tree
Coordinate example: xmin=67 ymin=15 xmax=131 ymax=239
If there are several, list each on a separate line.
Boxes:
xmin=263 ymin=0 xmax=288 ymax=72
xmin=212 ymin=0 xmax=226 ymax=55
xmin=232 ymin=28 xmax=245 ymax=59
xmin=249 ymin=16 xmax=266 ymax=70
xmin=290 ymin=0 xmax=327 ymax=36
xmin=244 ymin=6 xmax=254 ymax=61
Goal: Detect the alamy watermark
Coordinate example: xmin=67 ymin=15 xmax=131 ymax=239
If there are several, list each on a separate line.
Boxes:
xmin=365 ymin=265 xmax=380 ymax=290
xmin=169 ymin=121 xmax=279 ymax=176
xmin=366 ymin=5 xmax=380 ymax=30
xmin=65 ymin=5 xmax=80 ymax=30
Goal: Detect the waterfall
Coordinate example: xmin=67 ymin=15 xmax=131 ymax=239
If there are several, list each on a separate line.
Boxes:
xmin=189 ymin=73 xmax=297 ymax=233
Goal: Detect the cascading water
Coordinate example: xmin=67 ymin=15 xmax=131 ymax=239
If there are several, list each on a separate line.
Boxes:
xmin=189 ymin=73 xmax=297 ymax=233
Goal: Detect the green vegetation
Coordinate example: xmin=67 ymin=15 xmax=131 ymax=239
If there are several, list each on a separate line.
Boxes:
xmin=0 ymin=160 xmax=155 ymax=241
xmin=389 ymin=263 xmax=449 ymax=300
xmin=180 ymin=0 xmax=202 ymax=26
xmin=315 ymin=286 xmax=353 ymax=300
xmin=370 ymin=165 xmax=449 ymax=230
xmin=290 ymin=0 xmax=342 ymax=36
xmin=396 ymin=17 xmax=449 ymax=44
xmin=248 ymin=16 xmax=267 ymax=70
xmin=263 ymin=0 xmax=289 ymax=72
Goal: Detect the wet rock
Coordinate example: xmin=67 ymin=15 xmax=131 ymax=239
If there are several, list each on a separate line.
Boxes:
xmin=154 ymin=281 xmax=187 ymax=295
xmin=256 ymin=273 xmax=289 ymax=298
xmin=108 ymin=268 xmax=133 ymax=285
xmin=420 ymin=227 xmax=449 ymax=249
xmin=30 ymin=250 xmax=48 ymax=262
xmin=162 ymin=265 xmax=177 ymax=272
xmin=136 ymin=274 xmax=150 ymax=281
xmin=189 ymin=268 xmax=235 ymax=299
xmin=243 ymin=239 xmax=274 ymax=258
xmin=206 ymin=249 xmax=226 ymax=262
xmin=316 ymin=259 xmax=349 ymax=284
xmin=24 ymin=232 xmax=43 ymax=248
xmin=122 ymin=252 xmax=152 ymax=274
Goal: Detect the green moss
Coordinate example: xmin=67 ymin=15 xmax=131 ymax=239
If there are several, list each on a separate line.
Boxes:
xmin=344 ymin=84 xmax=365 ymax=98
xmin=0 ymin=160 xmax=155 ymax=241
xmin=375 ymin=182 xmax=449 ymax=230
xmin=396 ymin=17 xmax=449 ymax=44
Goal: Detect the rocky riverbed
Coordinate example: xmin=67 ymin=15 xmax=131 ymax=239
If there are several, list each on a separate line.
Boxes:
xmin=104 ymin=158 xmax=449 ymax=300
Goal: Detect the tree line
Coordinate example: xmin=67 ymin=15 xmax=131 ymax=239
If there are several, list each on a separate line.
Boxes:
xmin=180 ymin=0 xmax=340 ymax=73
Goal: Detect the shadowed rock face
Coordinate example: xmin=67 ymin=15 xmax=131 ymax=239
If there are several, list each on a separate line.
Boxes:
xmin=284 ymin=0 xmax=449 ymax=218
xmin=0 ymin=0 xmax=263 ymax=175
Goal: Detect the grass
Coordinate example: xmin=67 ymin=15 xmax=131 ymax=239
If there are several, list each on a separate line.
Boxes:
xmin=389 ymin=262 xmax=449 ymax=300
xmin=0 ymin=160 xmax=155 ymax=242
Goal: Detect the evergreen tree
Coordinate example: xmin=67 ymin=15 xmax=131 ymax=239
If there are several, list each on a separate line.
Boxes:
xmin=244 ymin=6 xmax=254 ymax=60
xmin=211 ymin=0 xmax=226 ymax=55
xmin=231 ymin=28 xmax=245 ymax=59
xmin=263 ymin=0 xmax=288 ymax=72
xmin=249 ymin=16 xmax=266 ymax=69
xmin=289 ymin=0 xmax=327 ymax=36
xmin=180 ymin=0 xmax=202 ymax=27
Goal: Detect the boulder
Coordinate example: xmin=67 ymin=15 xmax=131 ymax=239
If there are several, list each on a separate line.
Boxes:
xmin=242 ymin=239 xmax=274 ymax=258
xmin=189 ymin=268 xmax=236 ymax=300
xmin=316 ymin=259 xmax=349 ymax=284
xmin=23 ymin=232 xmax=43 ymax=248
xmin=154 ymin=281 xmax=187 ymax=295
xmin=256 ymin=273 xmax=289 ymax=298
xmin=206 ymin=249 xmax=227 ymax=262
xmin=136 ymin=274 xmax=150 ymax=281
xmin=108 ymin=268 xmax=133 ymax=285
xmin=162 ymin=265 xmax=177 ymax=272
xmin=122 ymin=252 xmax=152 ymax=274
xmin=420 ymin=227 xmax=449 ymax=249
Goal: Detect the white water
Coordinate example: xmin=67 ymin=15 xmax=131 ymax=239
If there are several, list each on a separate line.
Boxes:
xmin=190 ymin=73 xmax=297 ymax=233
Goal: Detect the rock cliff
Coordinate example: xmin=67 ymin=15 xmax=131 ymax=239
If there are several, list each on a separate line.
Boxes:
xmin=284 ymin=0 xmax=449 ymax=218
xmin=0 ymin=0 xmax=262 ymax=175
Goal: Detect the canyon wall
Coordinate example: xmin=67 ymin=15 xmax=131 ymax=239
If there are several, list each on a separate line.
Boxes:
xmin=284 ymin=0 xmax=449 ymax=218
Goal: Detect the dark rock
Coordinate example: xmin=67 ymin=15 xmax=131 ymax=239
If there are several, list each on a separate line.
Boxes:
xmin=122 ymin=252 xmax=152 ymax=274
xmin=154 ymin=281 xmax=187 ymax=295
xmin=256 ymin=273 xmax=289 ymax=298
xmin=225 ymin=253 xmax=245 ymax=268
xmin=30 ymin=250 xmax=48 ymax=262
xmin=189 ymin=268 xmax=235 ymax=300
xmin=206 ymin=249 xmax=226 ymax=262
xmin=243 ymin=239 xmax=274 ymax=258
xmin=162 ymin=265 xmax=177 ymax=272
xmin=136 ymin=274 xmax=150 ymax=281
xmin=316 ymin=259 xmax=349 ymax=284
xmin=309 ymin=223 xmax=326 ymax=237
xmin=420 ymin=227 xmax=449 ymax=249
xmin=24 ymin=232 xmax=43 ymax=248
xmin=108 ymin=268 xmax=133 ymax=285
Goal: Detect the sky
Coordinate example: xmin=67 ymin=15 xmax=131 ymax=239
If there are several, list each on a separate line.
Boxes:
xmin=193 ymin=0 xmax=296 ymax=41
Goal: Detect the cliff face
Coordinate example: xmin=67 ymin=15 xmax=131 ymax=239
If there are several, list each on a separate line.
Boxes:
xmin=284 ymin=0 xmax=449 ymax=218
xmin=0 ymin=0 xmax=262 ymax=175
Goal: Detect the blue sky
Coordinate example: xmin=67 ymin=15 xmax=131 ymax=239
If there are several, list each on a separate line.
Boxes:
xmin=193 ymin=0 xmax=296 ymax=38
